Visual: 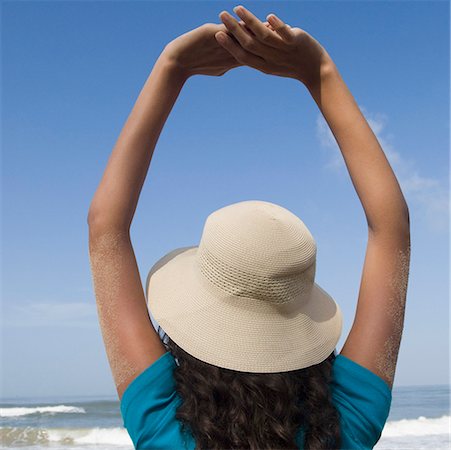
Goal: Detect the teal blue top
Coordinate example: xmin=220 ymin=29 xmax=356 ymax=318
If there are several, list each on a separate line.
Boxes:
xmin=120 ymin=352 xmax=392 ymax=449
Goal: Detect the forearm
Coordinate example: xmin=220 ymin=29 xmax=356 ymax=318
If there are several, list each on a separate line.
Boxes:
xmin=306 ymin=60 xmax=409 ymax=234
xmin=88 ymin=51 xmax=188 ymax=232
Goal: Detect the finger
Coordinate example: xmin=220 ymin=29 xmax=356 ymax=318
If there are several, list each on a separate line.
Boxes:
xmin=238 ymin=19 xmax=255 ymax=36
xmin=263 ymin=20 xmax=289 ymax=29
xmin=215 ymin=31 xmax=270 ymax=74
xmin=266 ymin=13 xmax=295 ymax=42
xmin=217 ymin=21 xmax=249 ymax=45
xmin=233 ymin=5 xmax=285 ymax=48
xmin=241 ymin=20 xmax=274 ymax=34
xmin=219 ymin=10 xmax=268 ymax=57
xmin=262 ymin=21 xmax=275 ymax=31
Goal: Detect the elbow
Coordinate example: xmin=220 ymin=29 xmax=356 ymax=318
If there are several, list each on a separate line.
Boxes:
xmin=87 ymin=208 xmax=130 ymax=238
xmin=398 ymin=203 xmax=410 ymax=232
xmin=87 ymin=209 xmax=103 ymax=238
xmin=368 ymin=204 xmax=410 ymax=237
xmin=400 ymin=202 xmax=411 ymax=232
xmin=87 ymin=206 xmax=103 ymax=230
xmin=87 ymin=208 xmax=95 ymax=227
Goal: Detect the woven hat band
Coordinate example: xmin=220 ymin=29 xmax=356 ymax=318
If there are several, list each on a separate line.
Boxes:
xmin=196 ymin=242 xmax=317 ymax=305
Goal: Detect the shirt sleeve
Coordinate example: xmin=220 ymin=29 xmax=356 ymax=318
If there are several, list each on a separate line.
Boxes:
xmin=120 ymin=351 xmax=181 ymax=449
xmin=331 ymin=354 xmax=392 ymax=449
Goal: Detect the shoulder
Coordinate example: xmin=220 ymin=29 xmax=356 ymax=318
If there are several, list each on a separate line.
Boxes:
xmin=120 ymin=351 xmax=184 ymax=448
xmin=330 ymin=354 xmax=392 ymax=448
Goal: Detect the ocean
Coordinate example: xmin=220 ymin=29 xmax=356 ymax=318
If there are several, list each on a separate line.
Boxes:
xmin=1 ymin=384 xmax=449 ymax=449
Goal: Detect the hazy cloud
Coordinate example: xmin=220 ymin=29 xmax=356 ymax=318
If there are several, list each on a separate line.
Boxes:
xmin=3 ymin=300 xmax=99 ymax=328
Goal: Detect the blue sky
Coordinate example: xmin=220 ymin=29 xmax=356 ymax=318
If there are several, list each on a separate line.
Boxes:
xmin=2 ymin=1 xmax=449 ymax=399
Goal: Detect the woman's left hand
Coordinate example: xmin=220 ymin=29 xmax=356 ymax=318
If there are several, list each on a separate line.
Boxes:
xmin=162 ymin=21 xmax=269 ymax=78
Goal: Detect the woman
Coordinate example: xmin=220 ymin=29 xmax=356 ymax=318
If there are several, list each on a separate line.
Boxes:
xmin=88 ymin=6 xmax=411 ymax=450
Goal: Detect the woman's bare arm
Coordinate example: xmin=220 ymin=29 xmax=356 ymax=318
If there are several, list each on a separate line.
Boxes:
xmin=216 ymin=6 xmax=411 ymax=389
xmin=87 ymin=56 xmax=187 ymax=231
xmin=307 ymin=60 xmax=411 ymax=389
xmin=87 ymin=55 xmax=187 ymax=399
xmin=87 ymin=23 xmax=241 ymax=399
xmin=307 ymin=63 xmax=410 ymax=235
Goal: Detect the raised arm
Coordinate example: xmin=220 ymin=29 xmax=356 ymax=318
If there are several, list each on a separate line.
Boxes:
xmin=216 ymin=6 xmax=410 ymax=389
xmin=306 ymin=60 xmax=410 ymax=390
xmin=87 ymin=54 xmax=188 ymax=400
xmin=87 ymin=23 xmax=240 ymax=399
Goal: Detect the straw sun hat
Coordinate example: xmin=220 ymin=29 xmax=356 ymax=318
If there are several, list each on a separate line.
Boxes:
xmin=146 ymin=200 xmax=343 ymax=373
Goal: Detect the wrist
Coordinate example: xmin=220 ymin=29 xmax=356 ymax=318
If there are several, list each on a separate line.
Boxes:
xmin=302 ymin=57 xmax=339 ymax=96
xmin=318 ymin=57 xmax=339 ymax=82
xmin=157 ymin=48 xmax=192 ymax=83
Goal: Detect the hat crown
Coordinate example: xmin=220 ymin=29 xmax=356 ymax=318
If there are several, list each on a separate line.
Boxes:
xmin=196 ymin=200 xmax=317 ymax=304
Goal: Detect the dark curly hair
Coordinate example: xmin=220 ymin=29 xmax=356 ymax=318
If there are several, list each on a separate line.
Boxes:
xmin=157 ymin=325 xmax=342 ymax=450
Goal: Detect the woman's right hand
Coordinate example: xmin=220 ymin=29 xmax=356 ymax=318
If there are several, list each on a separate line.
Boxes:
xmin=216 ymin=6 xmax=334 ymax=87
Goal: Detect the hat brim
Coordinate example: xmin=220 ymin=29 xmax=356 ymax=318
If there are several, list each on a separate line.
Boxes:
xmin=146 ymin=246 xmax=343 ymax=372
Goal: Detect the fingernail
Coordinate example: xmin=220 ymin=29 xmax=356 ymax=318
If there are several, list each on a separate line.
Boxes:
xmin=233 ymin=5 xmax=243 ymax=13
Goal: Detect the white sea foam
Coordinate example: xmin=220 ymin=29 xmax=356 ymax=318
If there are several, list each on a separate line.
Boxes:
xmin=0 ymin=415 xmax=449 ymax=448
xmin=382 ymin=415 xmax=450 ymax=437
xmin=46 ymin=427 xmax=132 ymax=445
xmin=0 ymin=426 xmax=131 ymax=446
xmin=0 ymin=405 xmax=86 ymax=417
